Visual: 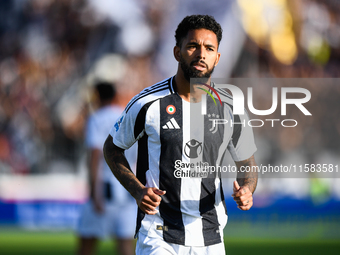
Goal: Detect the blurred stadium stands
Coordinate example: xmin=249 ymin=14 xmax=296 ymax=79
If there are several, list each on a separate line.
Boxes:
xmin=0 ymin=0 xmax=339 ymax=237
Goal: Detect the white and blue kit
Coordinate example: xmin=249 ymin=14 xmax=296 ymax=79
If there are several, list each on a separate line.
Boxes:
xmin=77 ymin=105 xmax=137 ymax=239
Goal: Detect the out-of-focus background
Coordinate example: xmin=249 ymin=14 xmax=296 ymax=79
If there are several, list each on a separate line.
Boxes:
xmin=0 ymin=0 xmax=339 ymax=254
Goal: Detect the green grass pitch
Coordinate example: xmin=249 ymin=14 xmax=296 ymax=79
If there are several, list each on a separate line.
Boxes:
xmin=0 ymin=230 xmax=339 ymax=255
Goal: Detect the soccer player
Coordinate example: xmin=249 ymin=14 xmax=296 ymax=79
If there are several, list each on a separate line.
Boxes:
xmin=76 ymin=82 xmax=137 ymax=255
xmin=103 ymin=15 xmax=258 ymax=255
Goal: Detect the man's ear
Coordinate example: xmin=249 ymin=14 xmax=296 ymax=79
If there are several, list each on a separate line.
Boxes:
xmin=214 ymin=52 xmax=221 ymax=67
xmin=174 ymin=46 xmax=181 ymax=62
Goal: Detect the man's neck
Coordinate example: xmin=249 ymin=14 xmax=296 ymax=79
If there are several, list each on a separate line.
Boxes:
xmin=174 ymin=71 xmax=211 ymax=103
xmin=99 ymin=100 xmax=114 ymax=108
xmin=174 ymin=73 xmax=190 ymax=101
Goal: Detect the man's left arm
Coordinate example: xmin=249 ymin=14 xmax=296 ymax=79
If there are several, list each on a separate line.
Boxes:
xmin=232 ymin=155 xmax=258 ymax=210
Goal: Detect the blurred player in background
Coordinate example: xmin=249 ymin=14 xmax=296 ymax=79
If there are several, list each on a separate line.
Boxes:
xmin=76 ymin=82 xmax=137 ymax=255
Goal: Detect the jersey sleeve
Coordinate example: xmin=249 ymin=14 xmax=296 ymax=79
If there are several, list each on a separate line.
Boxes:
xmin=109 ymin=101 xmax=145 ymax=150
xmin=227 ymin=111 xmax=257 ymax=162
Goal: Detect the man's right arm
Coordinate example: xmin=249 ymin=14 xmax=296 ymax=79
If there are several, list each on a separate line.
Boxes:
xmin=103 ymin=135 xmax=165 ymax=214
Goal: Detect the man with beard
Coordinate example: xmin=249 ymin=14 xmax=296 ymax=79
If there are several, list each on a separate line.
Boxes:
xmin=103 ymin=15 xmax=258 ymax=255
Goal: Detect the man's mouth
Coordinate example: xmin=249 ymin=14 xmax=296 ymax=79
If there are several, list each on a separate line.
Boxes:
xmin=191 ymin=61 xmax=207 ymax=71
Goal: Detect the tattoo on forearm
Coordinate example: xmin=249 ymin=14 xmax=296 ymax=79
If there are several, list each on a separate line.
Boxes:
xmin=103 ymin=136 xmax=143 ymax=200
xmin=236 ymin=156 xmax=258 ymax=193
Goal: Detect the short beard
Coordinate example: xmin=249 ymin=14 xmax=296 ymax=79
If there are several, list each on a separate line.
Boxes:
xmin=180 ymin=55 xmax=215 ymax=84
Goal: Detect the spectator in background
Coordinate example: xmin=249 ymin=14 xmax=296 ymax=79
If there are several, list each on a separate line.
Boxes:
xmin=76 ymin=82 xmax=137 ymax=255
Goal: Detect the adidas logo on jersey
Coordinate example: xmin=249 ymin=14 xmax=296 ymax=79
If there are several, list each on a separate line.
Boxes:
xmin=162 ymin=118 xmax=180 ymax=129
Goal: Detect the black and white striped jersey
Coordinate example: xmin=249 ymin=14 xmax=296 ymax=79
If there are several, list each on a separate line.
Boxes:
xmin=110 ymin=76 xmax=257 ymax=246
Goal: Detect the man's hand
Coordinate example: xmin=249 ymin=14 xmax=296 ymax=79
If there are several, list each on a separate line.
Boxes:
xmin=93 ymin=196 xmax=104 ymax=214
xmin=232 ymin=180 xmax=253 ymax=210
xmin=136 ymin=187 xmax=166 ymax=215
xmin=103 ymin=136 xmax=166 ymax=215
xmin=91 ymin=181 xmax=104 ymax=214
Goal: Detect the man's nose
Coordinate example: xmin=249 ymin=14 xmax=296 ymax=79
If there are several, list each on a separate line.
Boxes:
xmin=195 ymin=45 xmax=206 ymax=60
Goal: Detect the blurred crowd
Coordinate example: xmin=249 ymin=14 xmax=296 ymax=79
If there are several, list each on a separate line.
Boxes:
xmin=0 ymin=0 xmax=339 ymax=198
xmin=0 ymin=0 xmax=166 ymax=174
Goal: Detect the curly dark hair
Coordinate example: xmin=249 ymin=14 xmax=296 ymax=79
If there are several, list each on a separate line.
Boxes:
xmin=175 ymin=15 xmax=222 ymax=48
